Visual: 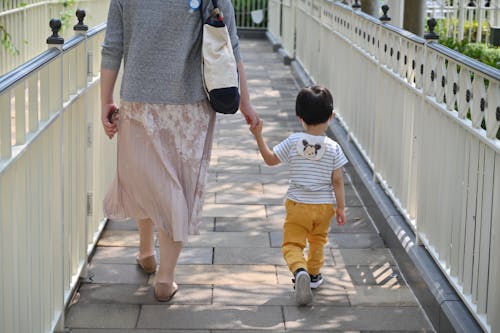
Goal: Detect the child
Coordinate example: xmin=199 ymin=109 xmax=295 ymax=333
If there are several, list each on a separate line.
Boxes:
xmin=250 ymin=85 xmax=348 ymax=305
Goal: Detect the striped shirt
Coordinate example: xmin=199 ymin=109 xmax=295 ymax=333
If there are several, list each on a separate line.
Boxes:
xmin=273 ymin=132 xmax=348 ymax=204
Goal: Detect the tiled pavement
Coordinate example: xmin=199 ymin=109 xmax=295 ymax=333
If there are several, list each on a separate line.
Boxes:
xmin=64 ymin=39 xmax=434 ymax=332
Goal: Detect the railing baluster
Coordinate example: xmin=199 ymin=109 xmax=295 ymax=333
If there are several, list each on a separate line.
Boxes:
xmin=0 ymin=92 xmax=11 ymax=159
xmin=14 ymin=82 xmax=26 ymax=145
xmin=28 ymin=73 xmax=39 ymax=133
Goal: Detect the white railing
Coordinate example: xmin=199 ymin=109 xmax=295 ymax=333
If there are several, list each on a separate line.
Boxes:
xmin=271 ymin=0 xmax=500 ymax=332
xmin=0 ymin=0 xmax=110 ymax=76
xmin=0 ymin=20 xmax=117 ymax=333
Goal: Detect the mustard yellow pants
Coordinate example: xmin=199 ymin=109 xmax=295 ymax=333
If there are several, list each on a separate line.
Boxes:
xmin=282 ymin=199 xmax=335 ymax=275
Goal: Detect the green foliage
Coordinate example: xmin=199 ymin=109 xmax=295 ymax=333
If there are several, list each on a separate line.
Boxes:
xmin=59 ymin=0 xmax=76 ymax=31
xmin=434 ymin=17 xmax=490 ymax=43
xmin=439 ymin=37 xmax=500 ymax=69
xmin=0 ymin=23 xmax=19 ymax=55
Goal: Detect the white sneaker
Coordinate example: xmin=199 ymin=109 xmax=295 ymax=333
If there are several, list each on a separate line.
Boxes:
xmin=294 ymin=270 xmax=313 ymax=305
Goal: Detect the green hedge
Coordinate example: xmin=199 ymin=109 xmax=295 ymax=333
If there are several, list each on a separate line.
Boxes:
xmin=439 ymin=37 xmax=500 ymax=69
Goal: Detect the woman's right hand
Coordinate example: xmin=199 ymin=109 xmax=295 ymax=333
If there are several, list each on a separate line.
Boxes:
xmin=102 ymin=103 xmax=119 ymax=139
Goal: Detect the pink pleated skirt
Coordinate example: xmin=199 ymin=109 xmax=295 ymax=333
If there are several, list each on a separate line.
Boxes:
xmin=103 ymin=100 xmax=216 ymax=242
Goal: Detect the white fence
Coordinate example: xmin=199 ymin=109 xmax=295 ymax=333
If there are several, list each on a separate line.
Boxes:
xmin=0 ymin=20 xmax=118 ymax=332
xmin=0 ymin=0 xmax=110 ymax=76
xmin=269 ymin=0 xmax=500 ymax=332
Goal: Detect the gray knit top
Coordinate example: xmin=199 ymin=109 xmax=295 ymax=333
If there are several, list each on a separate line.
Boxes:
xmin=101 ymin=0 xmax=241 ymax=104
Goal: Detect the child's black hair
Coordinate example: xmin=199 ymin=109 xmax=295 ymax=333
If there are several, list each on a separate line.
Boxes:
xmin=295 ymin=85 xmax=334 ymax=125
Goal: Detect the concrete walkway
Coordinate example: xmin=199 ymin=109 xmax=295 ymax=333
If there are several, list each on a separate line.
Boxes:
xmin=64 ymin=38 xmax=434 ymax=332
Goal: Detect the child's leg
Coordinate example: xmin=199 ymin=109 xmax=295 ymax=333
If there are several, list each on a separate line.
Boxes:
xmin=282 ymin=200 xmax=313 ymax=273
xmin=307 ymin=204 xmax=335 ymax=275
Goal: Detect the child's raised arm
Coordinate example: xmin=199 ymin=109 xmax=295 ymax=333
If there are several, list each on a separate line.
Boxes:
xmin=250 ymin=119 xmax=281 ymax=166
xmin=332 ymin=168 xmax=346 ymax=225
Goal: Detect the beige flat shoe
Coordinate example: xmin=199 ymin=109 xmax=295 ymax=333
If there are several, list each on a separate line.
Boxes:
xmin=154 ymin=282 xmax=178 ymax=302
xmin=136 ymin=254 xmax=157 ymax=274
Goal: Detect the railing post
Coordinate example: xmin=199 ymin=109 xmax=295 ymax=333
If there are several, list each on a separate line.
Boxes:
xmin=74 ymin=8 xmax=91 ymax=280
xmin=424 ymin=17 xmax=439 ymax=41
xmin=379 ymin=4 xmax=391 ymax=23
xmin=74 ymin=8 xmax=89 ymax=34
xmin=46 ymin=17 xmax=66 ymax=333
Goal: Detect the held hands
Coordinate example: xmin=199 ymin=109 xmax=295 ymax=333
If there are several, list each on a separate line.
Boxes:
xmin=336 ymin=207 xmax=346 ymax=226
xmin=101 ymin=103 xmax=119 ymax=139
xmin=249 ymin=118 xmax=263 ymax=137
xmin=240 ymin=101 xmax=259 ymax=128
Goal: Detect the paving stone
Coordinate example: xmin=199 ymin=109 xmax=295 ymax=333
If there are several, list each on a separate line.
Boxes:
xmin=211 ymin=149 xmax=258 ymax=163
xmin=97 ymin=230 xmax=140 ymax=247
xmin=70 ymin=328 xmax=208 ymax=333
xmin=186 ymin=232 xmax=269 ymax=248
xmin=70 ymin=328 xmax=207 ymax=333
xmin=150 ymin=264 xmax=278 ymax=285
xmin=266 ymin=204 xmax=286 ymax=224
xmin=137 ymin=305 xmax=285 ymax=330
xmin=347 ymin=285 xmax=418 ymax=306
xmin=214 ymin=217 xmax=282 ymax=232
xmin=329 ymin=207 xmax=377 ymax=234
xmin=92 ymin=247 xmax=213 ymax=265
xmin=208 ymin=163 xmax=261 ymax=175
xmin=270 ymin=232 xmax=385 ymax=249
xmin=211 ymin=330 xmax=286 ymax=333
xmin=87 ymin=263 xmax=149 ymax=284
xmin=215 ymin=173 xmax=288 ymax=184
xmin=212 ymin=284 xmax=293 ymax=305
xmin=214 ymin=247 xmax=286 ymax=265
xmin=284 ymin=306 xmax=433 ymax=331
xmin=76 ymin=283 xmax=212 ymax=305
xmin=205 ymin=180 xmax=263 ymax=195
xmin=104 ymin=219 xmax=138 ymax=230
xmin=331 ymin=248 xmax=396 ymax=267
xmin=212 ymin=284 xmax=348 ymax=306
xmin=202 ymin=203 xmax=267 ymax=219
xmin=327 ymin=233 xmax=386 ymax=249
xmin=65 ymin=303 xmax=140 ymax=329
xmin=276 ymin=265 xmax=353 ymax=290
xmin=345 ymin=264 xmax=406 ymax=287
xmin=216 ymin=192 xmax=285 ymax=205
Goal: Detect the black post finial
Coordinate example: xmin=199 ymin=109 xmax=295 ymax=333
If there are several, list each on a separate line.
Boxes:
xmin=74 ymin=9 xmax=88 ymax=31
xmin=424 ymin=18 xmax=439 ymax=40
xmin=379 ymin=4 xmax=391 ymax=22
xmin=352 ymin=0 xmax=361 ymax=9
xmin=47 ymin=18 xmax=64 ymax=45
xmin=467 ymin=0 xmax=476 ymax=6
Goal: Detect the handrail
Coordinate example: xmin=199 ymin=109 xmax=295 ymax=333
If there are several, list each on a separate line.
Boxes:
xmin=0 ymin=48 xmax=60 ymax=92
xmin=428 ymin=42 xmax=500 ymax=80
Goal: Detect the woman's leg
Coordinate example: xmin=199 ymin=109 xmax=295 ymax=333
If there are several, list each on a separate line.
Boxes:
xmin=156 ymin=228 xmax=183 ymax=285
xmin=137 ymin=218 xmax=155 ymax=259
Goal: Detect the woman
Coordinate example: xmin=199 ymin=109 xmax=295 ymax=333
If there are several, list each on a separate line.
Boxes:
xmin=100 ymin=0 xmax=259 ymax=301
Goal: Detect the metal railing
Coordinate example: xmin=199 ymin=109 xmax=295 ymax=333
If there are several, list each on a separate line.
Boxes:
xmin=0 ymin=14 xmax=118 ymax=333
xmin=0 ymin=0 xmax=110 ymax=76
xmin=268 ymin=0 xmax=500 ymax=332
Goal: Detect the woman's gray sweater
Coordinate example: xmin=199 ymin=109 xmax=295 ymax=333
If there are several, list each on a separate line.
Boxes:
xmin=101 ymin=0 xmax=241 ymax=104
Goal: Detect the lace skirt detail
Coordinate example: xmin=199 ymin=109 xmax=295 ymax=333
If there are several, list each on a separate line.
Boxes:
xmin=104 ymin=100 xmax=215 ymax=242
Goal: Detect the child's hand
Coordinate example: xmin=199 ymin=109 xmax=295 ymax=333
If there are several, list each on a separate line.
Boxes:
xmin=336 ymin=207 xmax=346 ymax=225
xmin=250 ymin=118 xmax=263 ymax=136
